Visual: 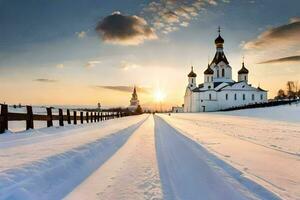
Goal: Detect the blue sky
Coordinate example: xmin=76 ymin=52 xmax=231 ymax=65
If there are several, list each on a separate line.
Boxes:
xmin=0 ymin=0 xmax=300 ymax=106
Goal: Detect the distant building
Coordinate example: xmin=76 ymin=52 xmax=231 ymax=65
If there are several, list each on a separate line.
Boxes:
xmin=172 ymin=106 xmax=184 ymax=113
xmin=184 ymin=29 xmax=268 ymax=112
xmin=128 ymin=86 xmax=140 ymax=111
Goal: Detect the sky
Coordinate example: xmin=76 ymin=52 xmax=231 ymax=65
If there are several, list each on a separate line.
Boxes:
xmin=0 ymin=0 xmax=300 ymax=109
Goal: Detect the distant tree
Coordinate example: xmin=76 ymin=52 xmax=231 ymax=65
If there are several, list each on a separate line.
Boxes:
xmin=275 ymin=89 xmax=286 ymax=100
xmin=287 ymin=81 xmax=297 ymax=99
xmin=135 ymin=105 xmax=143 ymax=114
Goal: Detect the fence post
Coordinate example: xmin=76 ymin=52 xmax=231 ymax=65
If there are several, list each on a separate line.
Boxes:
xmin=67 ymin=109 xmax=71 ymax=124
xmin=26 ymin=106 xmax=34 ymax=130
xmin=80 ymin=112 xmax=83 ymax=124
xmin=59 ymin=109 xmax=64 ymax=126
xmin=47 ymin=107 xmax=53 ymax=127
xmin=73 ymin=111 xmax=77 ymax=125
xmin=86 ymin=112 xmax=89 ymax=123
xmin=0 ymin=104 xmax=8 ymax=133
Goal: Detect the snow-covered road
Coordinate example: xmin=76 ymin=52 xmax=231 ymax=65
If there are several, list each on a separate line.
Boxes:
xmin=1 ymin=107 xmax=298 ymax=200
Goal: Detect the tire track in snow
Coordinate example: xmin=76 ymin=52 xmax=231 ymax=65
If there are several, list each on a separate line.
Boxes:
xmin=0 ymin=117 xmax=147 ymax=200
xmin=65 ymin=115 xmax=162 ymax=200
xmin=154 ymin=115 xmax=281 ymax=200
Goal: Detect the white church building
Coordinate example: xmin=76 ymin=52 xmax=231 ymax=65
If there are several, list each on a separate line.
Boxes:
xmin=184 ymin=30 xmax=268 ymax=112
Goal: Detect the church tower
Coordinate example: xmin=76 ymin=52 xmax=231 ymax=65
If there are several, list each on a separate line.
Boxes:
xmin=129 ymin=86 xmax=139 ymax=108
xmin=187 ymin=66 xmax=197 ymax=90
xmin=204 ymin=64 xmax=214 ymax=89
xmin=238 ymin=61 xmax=249 ymax=83
xmin=211 ymin=27 xmax=233 ymax=82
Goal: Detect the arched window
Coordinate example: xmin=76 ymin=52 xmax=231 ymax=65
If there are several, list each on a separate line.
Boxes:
xmin=252 ymin=94 xmax=255 ymax=101
xmin=244 ymin=75 xmax=247 ymax=81
xmin=207 ymin=76 xmax=209 ymax=82
xmin=234 ymin=93 xmax=237 ymax=100
xmin=243 ymin=94 xmax=246 ymax=100
xmin=192 ymin=79 xmax=193 ymax=83
xmin=222 ymin=68 xmax=225 ymax=77
xmin=261 ymin=94 xmax=263 ymax=100
xmin=225 ymin=93 xmax=228 ymax=100
xmin=211 ymin=76 xmax=213 ymax=82
xmin=217 ymin=70 xmax=219 ymax=78
xmin=209 ymin=94 xmax=212 ymax=100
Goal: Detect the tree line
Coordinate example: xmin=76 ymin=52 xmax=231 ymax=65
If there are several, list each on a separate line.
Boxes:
xmin=275 ymin=81 xmax=300 ymax=100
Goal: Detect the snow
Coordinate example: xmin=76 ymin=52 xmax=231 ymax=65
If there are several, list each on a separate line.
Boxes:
xmin=161 ymin=105 xmax=300 ymax=200
xmin=65 ymin=115 xmax=162 ymax=200
xmin=0 ymin=115 xmax=147 ymax=199
xmin=0 ymin=105 xmax=299 ymax=200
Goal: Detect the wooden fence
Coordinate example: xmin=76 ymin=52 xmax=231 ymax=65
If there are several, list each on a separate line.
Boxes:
xmin=220 ymin=99 xmax=299 ymax=111
xmin=0 ymin=104 xmax=126 ymax=134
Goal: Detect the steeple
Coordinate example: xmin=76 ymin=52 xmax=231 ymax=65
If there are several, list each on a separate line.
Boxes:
xmin=130 ymin=86 xmax=139 ymax=107
xmin=211 ymin=27 xmax=229 ymax=65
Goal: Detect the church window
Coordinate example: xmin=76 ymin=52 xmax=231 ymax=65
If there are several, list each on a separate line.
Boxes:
xmin=209 ymin=94 xmax=212 ymax=100
xmin=192 ymin=79 xmax=193 ymax=83
xmin=260 ymin=94 xmax=263 ymax=100
xmin=217 ymin=70 xmax=219 ymax=78
xmin=211 ymin=77 xmax=213 ymax=81
xmin=252 ymin=94 xmax=255 ymax=101
xmin=208 ymin=86 xmax=211 ymax=89
xmin=244 ymin=75 xmax=247 ymax=81
xmin=207 ymin=77 xmax=209 ymax=82
xmin=222 ymin=69 xmax=225 ymax=77
xmin=243 ymin=94 xmax=246 ymax=100
xmin=225 ymin=93 xmax=228 ymax=100
xmin=234 ymin=94 xmax=237 ymax=100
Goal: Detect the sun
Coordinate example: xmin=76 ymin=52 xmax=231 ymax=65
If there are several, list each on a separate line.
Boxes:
xmin=154 ymin=89 xmax=166 ymax=102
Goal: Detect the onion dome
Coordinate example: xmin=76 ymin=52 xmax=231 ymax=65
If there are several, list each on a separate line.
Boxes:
xmin=215 ymin=35 xmax=224 ymax=45
xmin=204 ymin=64 xmax=214 ymax=75
xmin=188 ymin=66 xmax=197 ymax=77
xmin=215 ymin=27 xmax=225 ymax=49
xmin=238 ymin=62 xmax=249 ymax=74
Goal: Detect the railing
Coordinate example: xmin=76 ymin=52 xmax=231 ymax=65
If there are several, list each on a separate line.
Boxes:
xmin=0 ymin=104 xmax=126 ymax=133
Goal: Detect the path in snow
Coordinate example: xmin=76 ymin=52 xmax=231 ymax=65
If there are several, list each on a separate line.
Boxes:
xmin=65 ymin=115 xmax=162 ymax=200
xmin=154 ymin=115 xmax=279 ymax=200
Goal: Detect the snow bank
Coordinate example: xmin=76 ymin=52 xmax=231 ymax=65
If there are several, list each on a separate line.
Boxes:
xmin=0 ymin=115 xmax=147 ymax=200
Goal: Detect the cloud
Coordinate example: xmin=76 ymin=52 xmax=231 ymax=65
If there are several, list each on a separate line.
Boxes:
xmin=56 ymin=64 xmax=64 ymax=69
xmin=85 ymin=60 xmax=101 ymax=68
xmin=120 ymin=61 xmax=140 ymax=71
xmin=34 ymin=79 xmax=57 ymax=83
xmin=258 ymin=55 xmax=300 ymax=64
xmin=94 ymin=85 xmax=151 ymax=94
xmin=144 ymin=0 xmax=219 ymax=34
xmin=95 ymin=12 xmax=157 ymax=45
xmin=76 ymin=31 xmax=87 ymax=38
xmin=244 ymin=17 xmax=300 ymax=50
